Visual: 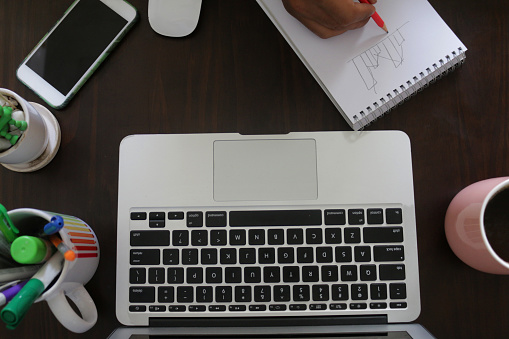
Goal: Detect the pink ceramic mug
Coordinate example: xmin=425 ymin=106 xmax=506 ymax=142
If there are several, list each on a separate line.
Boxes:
xmin=445 ymin=177 xmax=509 ymax=274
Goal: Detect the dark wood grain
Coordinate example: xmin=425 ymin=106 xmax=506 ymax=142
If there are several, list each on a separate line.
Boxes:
xmin=1 ymin=0 xmax=508 ymax=338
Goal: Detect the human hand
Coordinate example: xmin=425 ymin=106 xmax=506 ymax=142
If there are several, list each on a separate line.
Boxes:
xmin=282 ymin=0 xmax=377 ymax=38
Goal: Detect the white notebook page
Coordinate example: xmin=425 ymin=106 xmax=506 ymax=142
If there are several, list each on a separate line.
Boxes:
xmin=258 ymin=0 xmax=467 ymax=128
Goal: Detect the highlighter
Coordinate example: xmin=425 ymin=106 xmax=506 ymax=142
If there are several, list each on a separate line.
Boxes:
xmin=10 ymin=236 xmax=54 ymax=264
xmin=0 ymin=252 xmax=64 ymax=329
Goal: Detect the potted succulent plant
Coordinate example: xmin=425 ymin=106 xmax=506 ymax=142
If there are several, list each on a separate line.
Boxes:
xmin=0 ymin=89 xmax=60 ymax=172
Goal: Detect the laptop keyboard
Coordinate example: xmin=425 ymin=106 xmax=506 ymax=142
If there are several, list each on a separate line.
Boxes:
xmin=128 ymin=206 xmax=408 ymax=315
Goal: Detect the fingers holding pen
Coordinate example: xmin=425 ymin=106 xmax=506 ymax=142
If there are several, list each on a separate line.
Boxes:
xmin=282 ymin=0 xmax=377 ymax=39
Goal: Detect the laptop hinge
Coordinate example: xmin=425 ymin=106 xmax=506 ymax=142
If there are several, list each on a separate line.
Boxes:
xmin=149 ymin=315 xmax=388 ymax=327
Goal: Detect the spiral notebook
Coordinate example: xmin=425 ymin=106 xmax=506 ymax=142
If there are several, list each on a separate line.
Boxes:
xmin=257 ymin=0 xmax=467 ymax=130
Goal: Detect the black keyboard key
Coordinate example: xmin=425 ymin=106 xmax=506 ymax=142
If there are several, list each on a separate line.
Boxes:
xmin=149 ymin=220 xmax=165 ymax=228
xmin=310 ymin=304 xmax=327 ymax=310
xmin=148 ymin=267 xmax=165 ymax=284
xmin=325 ymin=228 xmax=342 ymax=244
xmin=330 ymin=303 xmax=347 ymax=310
xmin=344 ymin=228 xmax=361 ymax=243
xmin=220 ymin=248 xmax=237 ymax=264
xmin=167 ymin=268 xmax=184 ymax=284
xmin=182 ymin=249 xmax=199 ymax=265
xmin=148 ymin=305 xmax=165 ymax=312
xmin=225 ymin=267 xmax=242 ymax=283
xmin=239 ymin=248 xmax=256 ymax=264
xmin=187 ymin=212 xmax=203 ymax=227
xmin=191 ymin=230 xmax=208 ymax=246
xmin=306 ymin=228 xmax=322 ymax=244
xmin=244 ymin=267 xmax=261 ymax=283
xmin=149 ymin=212 xmax=165 ymax=220
xmin=348 ymin=209 xmax=365 ymax=225
xmin=316 ymin=247 xmax=333 ymax=263
xmin=293 ymin=285 xmax=310 ymax=301
xmin=190 ymin=305 xmax=207 ymax=312
xmin=351 ymin=284 xmax=368 ymax=300
xmin=201 ymin=248 xmax=218 ymax=264
xmin=172 ymin=230 xmax=189 ymax=246
xmin=187 ymin=267 xmax=203 ymax=283
xmin=129 ymin=286 xmax=155 ymax=303
xmin=390 ymin=283 xmax=407 ymax=299
xmin=168 ymin=305 xmax=187 ymax=312
xmin=370 ymin=283 xmax=387 ymax=300
xmin=230 ymin=229 xmax=246 ymax=245
xmin=386 ymin=208 xmax=403 ymax=224
xmin=168 ymin=211 xmax=184 ymax=220
xmin=287 ymin=229 xmax=304 ymax=244
xmin=340 ymin=265 xmax=357 ymax=281
xmin=229 ymin=305 xmax=246 ymax=312
xmin=374 ymin=245 xmax=405 ymax=261
xmin=229 ymin=210 xmax=322 ymax=226
xmin=206 ymin=267 xmax=222 ymax=283
xmin=210 ymin=230 xmax=227 ymax=246
xmin=380 ymin=264 xmax=406 ymax=280
xmin=321 ymin=265 xmax=339 ymax=282
xmin=302 ymin=266 xmax=319 ymax=282
xmin=324 ymin=209 xmax=346 ymax=225
xmin=158 ymin=286 xmax=174 ymax=303
xmin=283 ymin=266 xmax=300 ymax=282
xmin=360 ymin=265 xmax=377 ymax=281
xmin=177 ymin=286 xmax=194 ymax=302
xmin=130 ymin=268 xmax=146 ymax=284
xmin=254 ymin=286 xmax=271 ymax=302
xmin=278 ymin=247 xmax=294 ymax=263
xmin=290 ymin=304 xmax=307 ymax=310
xmin=206 ymin=211 xmax=227 ymax=226
xmin=350 ymin=303 xmax=367 ymax=309
xmin=131 ymin=230 xmax=170 ymax=246
xmin=270 ymin=304 xmax=287 ymax=311
xmin=370 ymin=302 xmax=387 ymax=309
xmin=129 ymin=305 xmax=146 ymax=312
xmin=163 ymin=249 xmax=179 ymax=265
xmin=215 ymin=286 xmax=233 ymax=303
xmin=235 ymin=286 xmax=251 ymax=302
xmin=367 ymin=209 xmax=384 ymax=224
xmin=130 ymin=249 xmax=160 ymax=265
xmin=264 ymin=267 xmax=280 ymax=283
xmin=268 ymin=229 xmax=285 ymax=245
xmin=249 ymin=305 xmax=266 ymax=311
xmin=364 ymin=227 xmax=403 ymax=243
xmin=209 ymin=305 xmax=227 ymax=312
xmin=297 ymin=247 xmax=314 ymax=263
xmin=312 ymin=285 xmax=330 ymax=301
xmin=196 ymin=286 xmax=213 ymax=302
xmin=335 ymin=246 xmax=352 ymax=262
xmin=259 ymin=248 xmax=276 ymax=264
xmin=354 ymin=246 xmax=371 ymax=262
xmin=390 ymin=302 xmax=407 ymax=309
xmin=273 ymin=285 xmax=290 ymax=301
xmin=130 ymin=212 xmax=147 ymax=220
xmin=331 ymin=284 xmax=349 ymax=300
xmin=249 ymin=229 xmax=265 ymax=245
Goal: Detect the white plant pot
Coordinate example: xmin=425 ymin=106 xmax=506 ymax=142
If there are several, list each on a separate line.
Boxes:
xmin=0 ymin=89 xmax=60 ymax=172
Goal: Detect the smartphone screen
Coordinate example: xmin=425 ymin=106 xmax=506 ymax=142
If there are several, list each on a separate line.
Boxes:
xmin=18 ymin=0 xmax=136 ymax=108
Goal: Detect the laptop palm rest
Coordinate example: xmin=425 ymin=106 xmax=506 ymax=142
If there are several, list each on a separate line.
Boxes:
xmin=213 ymin=139 xmax=318 ymax=202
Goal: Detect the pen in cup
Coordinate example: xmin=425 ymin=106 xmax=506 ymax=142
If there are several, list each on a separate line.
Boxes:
xmin=49 ymin=234 xmax=76 ymax=261
xmin=0 ymin=252 xmax=64 ymax=329
xmin=0 ymin=204 xmax=19 ymax=243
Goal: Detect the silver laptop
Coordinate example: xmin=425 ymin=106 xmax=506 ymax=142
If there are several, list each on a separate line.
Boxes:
xmin=114 ymin=131 xmax=433 ymax=338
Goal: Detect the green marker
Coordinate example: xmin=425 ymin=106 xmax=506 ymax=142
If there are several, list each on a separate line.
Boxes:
xmin=0 ymin=204 xmax=19 ymax=243
xmin=10 ymin=236 xmax=54 ymax=264
xmin=1 ymin=252 xmax=64 ymax=329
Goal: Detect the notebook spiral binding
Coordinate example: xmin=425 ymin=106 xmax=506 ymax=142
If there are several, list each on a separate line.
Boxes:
xmin=355 ymin=47 xmax=466 ymax=129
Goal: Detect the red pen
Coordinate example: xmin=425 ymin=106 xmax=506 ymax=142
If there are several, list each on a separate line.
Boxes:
xmin=358 ymin=0 xmax=388 ymax=33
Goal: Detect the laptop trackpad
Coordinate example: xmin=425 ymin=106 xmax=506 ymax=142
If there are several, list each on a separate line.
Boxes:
xmin=214 ymin=139 xmax=318 ymax=202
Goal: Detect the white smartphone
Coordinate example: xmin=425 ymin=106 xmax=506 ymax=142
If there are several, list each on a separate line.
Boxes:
xmin=16 ymin=0 xmax=138 ymax=109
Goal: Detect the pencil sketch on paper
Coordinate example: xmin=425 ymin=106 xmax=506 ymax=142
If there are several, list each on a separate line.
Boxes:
xmin=350 ymin=22 xmax=410 ymax=93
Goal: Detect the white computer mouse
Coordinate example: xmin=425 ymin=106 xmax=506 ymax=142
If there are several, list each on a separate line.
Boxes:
xmin=148 ymin=0 xmax=202 ymax=37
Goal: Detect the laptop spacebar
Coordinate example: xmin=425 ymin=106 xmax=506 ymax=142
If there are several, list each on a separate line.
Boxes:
xmin=229 ymin=210 xmax=322 ymax=226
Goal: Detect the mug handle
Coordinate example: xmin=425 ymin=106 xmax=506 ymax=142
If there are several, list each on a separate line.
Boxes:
xmin=46 ymin=283 xmax=98 ymax=333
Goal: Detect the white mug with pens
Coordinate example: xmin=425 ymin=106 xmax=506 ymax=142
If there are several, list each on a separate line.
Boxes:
xmin=0 ymin=207 xmax=100 ymax=333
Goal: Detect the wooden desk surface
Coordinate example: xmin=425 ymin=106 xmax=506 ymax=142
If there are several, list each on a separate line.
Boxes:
xmin=1 ymin=0 xmax=508 ymax=337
